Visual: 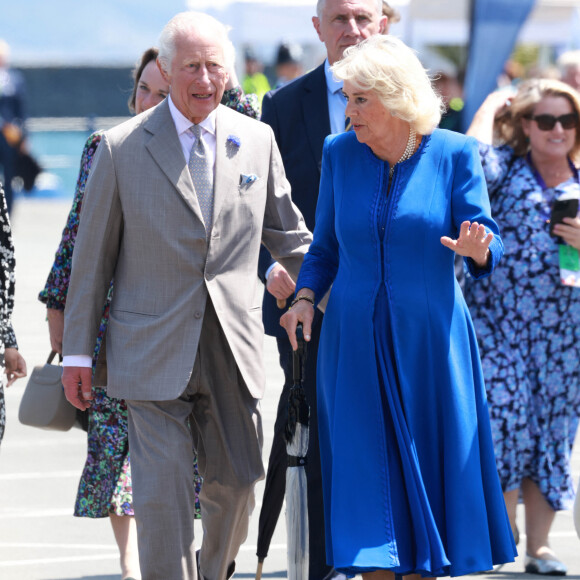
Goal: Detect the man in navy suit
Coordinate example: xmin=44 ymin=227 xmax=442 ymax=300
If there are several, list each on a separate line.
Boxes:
xmin=258 ymin=1 xmax=386 ymax=578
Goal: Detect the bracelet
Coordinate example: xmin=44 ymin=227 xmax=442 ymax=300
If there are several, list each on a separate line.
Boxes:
xmin=290 ymin=295 xmax=315 ymax=308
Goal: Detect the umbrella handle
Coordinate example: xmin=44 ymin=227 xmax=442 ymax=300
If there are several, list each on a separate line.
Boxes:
xmin=293 ymin=324 xmax=306 ymax=382
xmin=296 ymin=323 xmax=304 ymax=344
xmin=256 ymin=560 xmax=264 ymax=580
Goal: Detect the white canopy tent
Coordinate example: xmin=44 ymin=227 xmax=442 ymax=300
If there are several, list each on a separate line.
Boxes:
xmin=408 ymin=0 xmax=580 ymax=54
xmin=190 ymin=0 xmax=580 ymax=72
xmin=4 ymin=0 xmax=580 ymax=67
xmin=188 ymin=0 xmax=409 ymax=73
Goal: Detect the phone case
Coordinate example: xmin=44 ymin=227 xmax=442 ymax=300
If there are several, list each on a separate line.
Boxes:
xmin=549 ymin=198 xmax=579 ymax=237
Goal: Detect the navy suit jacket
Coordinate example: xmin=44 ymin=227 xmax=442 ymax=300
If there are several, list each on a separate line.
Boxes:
xmin=259 ymin=63 xmax=330 ymax=337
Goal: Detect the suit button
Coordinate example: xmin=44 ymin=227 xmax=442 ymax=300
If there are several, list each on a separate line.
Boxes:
xmin=194 ymin=311 xmax=202 ymax=319
xmin=206 ymin=273 xmax=215 ymax=281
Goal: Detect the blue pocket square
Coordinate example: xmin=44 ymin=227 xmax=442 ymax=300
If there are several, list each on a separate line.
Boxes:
xmin=240 ymin=173 xmax=259 ymax=185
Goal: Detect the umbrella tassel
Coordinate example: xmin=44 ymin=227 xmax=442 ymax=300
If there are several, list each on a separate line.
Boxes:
xmin=285 ymin=385 xmax=309 ymax=443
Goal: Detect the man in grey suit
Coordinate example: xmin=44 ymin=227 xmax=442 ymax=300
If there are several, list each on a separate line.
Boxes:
xmin=61 ymin=12 xmax=311 ymax=580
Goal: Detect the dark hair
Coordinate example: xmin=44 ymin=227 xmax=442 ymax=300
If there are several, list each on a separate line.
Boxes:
xmin=276 ymin=42 xmax=302 ymax=66
xmin=128 ymin=47 xmax=159 ymax=114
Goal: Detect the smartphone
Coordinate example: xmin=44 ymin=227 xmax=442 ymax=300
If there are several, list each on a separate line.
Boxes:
xmin=549 ymin=198 xmax=579 ymax=237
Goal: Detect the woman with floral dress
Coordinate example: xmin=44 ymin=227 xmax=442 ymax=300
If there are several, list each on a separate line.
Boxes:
xmin=465 ymin=78 xmax=580 ymax=576
xmin=0 ymin=182 xmax=26 ymax=445
xmin=38 ymin=47 xmax=258 ymax=580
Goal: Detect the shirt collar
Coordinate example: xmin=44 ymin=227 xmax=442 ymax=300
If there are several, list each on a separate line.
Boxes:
xmin=324 ymin=59 xmax=343 ymax=95
xmin=167 ymin=95 xmax=217 ymax=137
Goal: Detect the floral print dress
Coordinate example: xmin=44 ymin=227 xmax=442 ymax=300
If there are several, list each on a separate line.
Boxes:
xmin=463 ymin=143 xmax=580 ymax=511
xmin=38 ymin=87 xmax=258 ymax=519
xmin=0 ymin=183 xmax=17 ymax=444
xmin=39 ymin=132 xmax=151 ymax=517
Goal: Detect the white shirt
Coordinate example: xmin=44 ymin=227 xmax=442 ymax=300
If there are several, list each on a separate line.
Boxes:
xmin=167 ymin=95 xmax=217 ymax=171
xmin=64 ymin=96 xmax=218 ymax=368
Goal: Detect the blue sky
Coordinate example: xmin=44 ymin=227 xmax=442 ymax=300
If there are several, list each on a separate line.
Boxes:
xmin=1 ymin=1 xmax=195 ymax=65
xmin=0 ymin=0 xmax=325 ymax=67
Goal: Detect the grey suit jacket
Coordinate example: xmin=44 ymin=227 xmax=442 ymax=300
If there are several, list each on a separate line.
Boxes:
xmin=63 ymin=100 xmax=311 ymax=400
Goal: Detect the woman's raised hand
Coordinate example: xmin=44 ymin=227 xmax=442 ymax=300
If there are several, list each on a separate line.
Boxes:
xmin=441 ymin=221 xmax=493 ymax=268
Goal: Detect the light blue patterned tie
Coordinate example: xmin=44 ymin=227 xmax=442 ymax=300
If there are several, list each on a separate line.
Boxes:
xmin=188 ymin=124 xmax=213 ymax=235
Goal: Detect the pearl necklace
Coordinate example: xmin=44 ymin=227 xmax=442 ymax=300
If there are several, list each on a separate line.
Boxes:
xmin=389 ymin=128 xmax=416 ymax=178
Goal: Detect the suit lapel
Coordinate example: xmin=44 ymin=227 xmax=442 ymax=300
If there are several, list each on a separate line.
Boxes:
xmin=144 ymin=101 xmax=204 ymax=222
xmin=302 ymin=64 xmax=331 ymax=173
xmin=213 ymin=105 xmax=242 ymax=227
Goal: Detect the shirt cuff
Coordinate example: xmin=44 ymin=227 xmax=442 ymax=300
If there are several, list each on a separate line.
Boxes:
xmin=265 ymin=262 xmax=278 ymax=281
xmin=63 ymin=355 xmax=92 ymax=367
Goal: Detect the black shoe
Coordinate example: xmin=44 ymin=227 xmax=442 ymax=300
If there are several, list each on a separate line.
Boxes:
xmin=196 ymin=549 xmax=236 ymax=579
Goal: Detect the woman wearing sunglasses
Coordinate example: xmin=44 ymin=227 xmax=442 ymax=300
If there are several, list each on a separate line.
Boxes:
xmin=465 ymin=78 xmax=580 ymax=576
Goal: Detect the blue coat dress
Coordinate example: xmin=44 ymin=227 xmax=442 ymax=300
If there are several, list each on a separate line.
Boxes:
xmin=296 ymin=129 xmax=517 ymax=577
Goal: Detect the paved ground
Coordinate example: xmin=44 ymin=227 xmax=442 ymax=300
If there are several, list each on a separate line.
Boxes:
xmin=0 ymin=196 xmax=579 ymax=580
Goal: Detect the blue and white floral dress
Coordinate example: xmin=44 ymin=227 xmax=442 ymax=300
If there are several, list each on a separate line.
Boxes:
xmin=463 ymin=143 xmax=580 ymax=511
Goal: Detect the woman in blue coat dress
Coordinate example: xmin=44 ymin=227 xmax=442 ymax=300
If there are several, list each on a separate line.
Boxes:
xmin=281 ymin=35 xmax=517 ymax=579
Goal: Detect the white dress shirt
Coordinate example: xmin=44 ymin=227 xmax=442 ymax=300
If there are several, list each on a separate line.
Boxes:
xmin=168 ymin=95 xmax=217 ymax=170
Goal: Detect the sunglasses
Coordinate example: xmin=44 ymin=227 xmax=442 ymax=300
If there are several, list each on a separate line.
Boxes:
xmin=526 ymin=112 xmax=579 ymax=131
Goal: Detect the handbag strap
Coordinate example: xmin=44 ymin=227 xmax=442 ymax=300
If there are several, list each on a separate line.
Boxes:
xmin=47 ymin=351 xmax=63 ymax=365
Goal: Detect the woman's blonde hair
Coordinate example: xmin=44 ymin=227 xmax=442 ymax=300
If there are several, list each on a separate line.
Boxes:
xmin=494 ymin=78 xmax=580 ymax=161
xmin=331 ymin=35 xmax=444 ymax=135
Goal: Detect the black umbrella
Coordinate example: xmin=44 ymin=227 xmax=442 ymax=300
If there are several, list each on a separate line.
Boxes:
xmin=255 ymin=398 xmax=288 ymax=578
xmin=285 ymin=324 xmax=309 ymax=580
xmin=256 ymin=325 xmax=309 ymax=580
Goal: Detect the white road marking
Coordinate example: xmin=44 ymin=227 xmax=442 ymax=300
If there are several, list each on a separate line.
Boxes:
xmin=0 ymin=543 xmax=288 ymax=568
xmin=0 ymin=471 xmax=79 ymax=480
xmin=0 ymin=553 xmax=119 ymax=567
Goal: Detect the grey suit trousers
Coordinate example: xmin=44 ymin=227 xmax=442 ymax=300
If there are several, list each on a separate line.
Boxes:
xmin=127 ymin=299 xmax=265 ymax=580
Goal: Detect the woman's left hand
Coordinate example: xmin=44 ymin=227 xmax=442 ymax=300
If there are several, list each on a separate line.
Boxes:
xmin=4 ymin=347 xmax=27 ymax=387
xmin=280 ymin=291 xmax=315 ymax=351
xmin=441 ymin=221 xmax=493 ymax=268
xmin=553 ymin=217 xmax=580 ymax=250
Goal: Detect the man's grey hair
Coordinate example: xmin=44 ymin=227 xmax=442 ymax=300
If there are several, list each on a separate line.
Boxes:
xmin=316 ymin=0 xmax=382 ymax=19
xmin=558 ymin=50 xmax=580 ymax=73
xmin=157 ymin=11 xmax=235 ymax=73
